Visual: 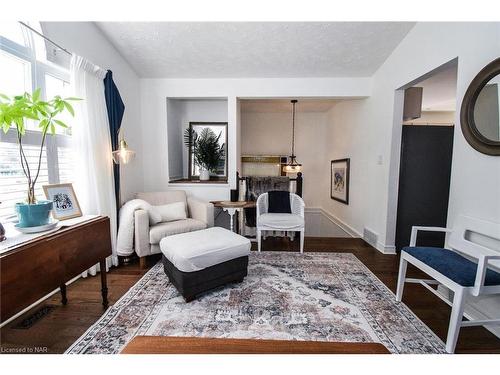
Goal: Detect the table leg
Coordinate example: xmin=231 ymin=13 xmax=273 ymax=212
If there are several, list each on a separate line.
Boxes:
xmin=224 ymin=207 xmax=238 ymax=232
xmin=229 ymin=211 xmax=234 ymax=232
xmin=60 ymin=284 xmax=67 ymax=305
xmin=99 ymin=259 xmax=109 ymax=308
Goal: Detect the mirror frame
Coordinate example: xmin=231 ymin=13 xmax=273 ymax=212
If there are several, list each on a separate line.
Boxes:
xmin=460 ymin=57 xmax=500 ymax=156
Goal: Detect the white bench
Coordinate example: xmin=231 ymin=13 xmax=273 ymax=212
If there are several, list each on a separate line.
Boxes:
xmin=396 ymin=215 xmax=500 ymax=353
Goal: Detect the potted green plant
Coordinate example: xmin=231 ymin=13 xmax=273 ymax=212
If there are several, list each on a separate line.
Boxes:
xmin=184 ymin=127 xmax=225 ymax=181
xmin=0 ymin=89 xmax=79 ymax=227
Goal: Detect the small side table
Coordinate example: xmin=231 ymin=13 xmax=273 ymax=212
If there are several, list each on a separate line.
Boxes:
xmin=211 ymin=201 xmax=255 ymax=233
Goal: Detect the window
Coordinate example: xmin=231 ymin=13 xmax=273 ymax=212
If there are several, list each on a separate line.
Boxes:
xmin=0 ymin=22 xmax=73 ymax=221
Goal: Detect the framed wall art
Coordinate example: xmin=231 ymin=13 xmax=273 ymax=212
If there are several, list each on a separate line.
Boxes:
xmin=331 ymin=158 xmax=350 ymax=205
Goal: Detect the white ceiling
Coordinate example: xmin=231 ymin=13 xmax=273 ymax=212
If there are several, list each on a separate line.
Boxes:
xmin=413 ymin=63 xmax=458 ymax=112
xmin=241 ymin=99 xmax=338 ymax=113
xmin=96 ymin=22 xmax=415 ymax=78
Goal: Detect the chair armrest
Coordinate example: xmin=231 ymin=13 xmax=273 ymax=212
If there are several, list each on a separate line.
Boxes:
xmin=134 ymin=209 xmax=151 ymax=258
xmin=473 ymin=255 xmax=500 ymax=296
xmin=187 ymin=197 xmax=214 ymax=227
xmin=256 ymin=194 xmax=268 ymax=223
xmin=409 ymin=226 xmax=452 ymax=246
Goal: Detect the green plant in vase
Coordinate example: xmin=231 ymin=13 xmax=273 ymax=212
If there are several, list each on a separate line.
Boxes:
xmin=0 ymin=89 xmax=80 ymax=227
xmin=184 ymin=127 xmax=225 ymax=181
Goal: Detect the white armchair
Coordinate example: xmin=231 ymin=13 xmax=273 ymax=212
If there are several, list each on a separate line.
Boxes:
xmin=256 ymin=192 xmax=305 ymax=253
xmin=134 ymin=191 xmax=214 ymax=267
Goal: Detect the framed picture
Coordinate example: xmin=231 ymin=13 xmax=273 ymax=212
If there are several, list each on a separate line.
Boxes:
xmin=187 ymin=122 xmax=228 ymax=180
xmin=331 ymin=158 xmax=350 ymax=205
xmin=43 ymin=183 xmax=82 ymax=220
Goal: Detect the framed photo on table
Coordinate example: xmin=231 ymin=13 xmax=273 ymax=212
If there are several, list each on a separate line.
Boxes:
xmin=331 ymin=158 xmax=350 ymax=205
xmin=43 ymin=183 xmax=82 ymax=220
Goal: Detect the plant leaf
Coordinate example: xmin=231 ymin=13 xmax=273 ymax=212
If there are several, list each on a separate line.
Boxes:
xmin=32 ymin=88 xmax=41 ymax=102
xmin=63 ymin=101 xmax=75 ymax=116
xmin=53 ymin=119 xmax=68 ymax=128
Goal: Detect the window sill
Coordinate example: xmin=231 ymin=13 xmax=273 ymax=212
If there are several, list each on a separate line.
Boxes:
xmin=169 ymin=178 xmax=228 ymax=185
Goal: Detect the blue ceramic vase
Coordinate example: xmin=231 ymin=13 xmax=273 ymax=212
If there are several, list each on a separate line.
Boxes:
xmin=15 ymin=201 xmax=53 ymax=227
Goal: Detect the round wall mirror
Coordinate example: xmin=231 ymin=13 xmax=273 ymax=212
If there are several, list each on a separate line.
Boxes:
xmin=461 ymin=57 xmax=500 ymax=155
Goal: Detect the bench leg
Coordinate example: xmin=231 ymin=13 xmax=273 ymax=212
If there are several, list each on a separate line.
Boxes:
xmin=446 ymin=288 xmax=466 ymax=353
xmin=299 ymin=230 xmax=304 ymax=254
xmin=139 ymin=256 xmax=147 ymax=269
xmin=395 ymin=256 xmax=408 ymax=302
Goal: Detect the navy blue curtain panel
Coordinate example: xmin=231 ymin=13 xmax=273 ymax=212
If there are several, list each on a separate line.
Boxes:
xmin=104 ymin=70 xmax=125 ymax=217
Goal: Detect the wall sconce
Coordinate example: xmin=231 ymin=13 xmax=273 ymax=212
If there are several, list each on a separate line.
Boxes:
xmin=112 ymin=134 xmax=135 ymax=164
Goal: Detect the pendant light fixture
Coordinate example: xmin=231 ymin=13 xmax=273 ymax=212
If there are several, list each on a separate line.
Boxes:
xmin=112 ymin=129 xmax=136 ymax=164
xmin=283 ymin=99 xmax=302 ymax=173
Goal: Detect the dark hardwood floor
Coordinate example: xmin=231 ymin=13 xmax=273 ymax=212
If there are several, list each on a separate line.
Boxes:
xmin=1 ymin=237 xmax=499 ymax=354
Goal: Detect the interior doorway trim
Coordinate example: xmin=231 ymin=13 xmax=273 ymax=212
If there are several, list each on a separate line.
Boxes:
xmin=384 ymin=58 xmax=459 ymax=250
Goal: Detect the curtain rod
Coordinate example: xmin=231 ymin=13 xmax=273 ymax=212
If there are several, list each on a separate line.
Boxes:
xmin=18 ymin=21 xmax=72 ymax=56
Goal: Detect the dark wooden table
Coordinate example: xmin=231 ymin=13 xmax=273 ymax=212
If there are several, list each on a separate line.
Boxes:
xmin=0 ymin=216 xmax=112 ymax=323
xmin=121 ymin=336 xmax=390 ymax=354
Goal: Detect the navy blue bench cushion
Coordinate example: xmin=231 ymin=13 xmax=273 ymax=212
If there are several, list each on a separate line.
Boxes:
xmin=402 ymin=246 xmax=500 ymax=287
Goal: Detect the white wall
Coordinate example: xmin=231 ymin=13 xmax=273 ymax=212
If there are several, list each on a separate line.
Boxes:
xmin=403 ymin=110 xmax=455 ymax=125
xmin=241 ymin=110 xmax=328 ymax=208
xmin=319 ymin=22 xmax=500 ymax=333
xmin=166 ymin=99 xmax=183 ymax=179
xmin=42 ymin=22 xmax=143 ymax=202
xmin=140 ymin=77 xmax=371 ymax=201
xmin=319 ymin=23 xmax=500 ymax=253
xmin=322 ymin=99 xmax=377 ymax=239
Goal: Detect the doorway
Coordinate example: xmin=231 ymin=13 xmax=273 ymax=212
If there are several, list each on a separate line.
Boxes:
xmin=395 ymin=62 xmax=458 ymax=251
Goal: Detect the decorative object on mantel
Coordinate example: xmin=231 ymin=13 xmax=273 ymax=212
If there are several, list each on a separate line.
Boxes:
xmin=0 ymin=89 xmax=79 ymax=228
xmin=43 ymin=183 xmax=82 ymax=221
xmin=331 ymin=158 xmax=350 ymax=204
xmin=184 ymin=122 xmax=227 ymax=181
xmin=283 ymin=100 xmax=302 ymax=173
xmin=111 ymin=128 xmax=135 ymax=164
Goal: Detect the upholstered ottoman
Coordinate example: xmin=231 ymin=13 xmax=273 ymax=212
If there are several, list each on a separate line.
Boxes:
xmin=160 ymin=227 xmax=251 ymax=302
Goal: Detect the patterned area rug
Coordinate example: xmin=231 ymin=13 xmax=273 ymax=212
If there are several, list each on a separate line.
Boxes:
xmin=66 ymin=252 xmax=445 ymax=354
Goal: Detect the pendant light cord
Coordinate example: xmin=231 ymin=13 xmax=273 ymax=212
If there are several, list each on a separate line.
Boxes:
xmin=291 ymin=99 xmax=297 ymax=156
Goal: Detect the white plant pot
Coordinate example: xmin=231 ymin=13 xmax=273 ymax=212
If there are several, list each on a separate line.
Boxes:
xmin=199 ymin=169 xmax=210 ymax=181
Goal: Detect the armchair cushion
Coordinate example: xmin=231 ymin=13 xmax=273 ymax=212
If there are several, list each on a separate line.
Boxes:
xmin=149 ymin=219 xmax=207 ymax=244
xmin=258 ymin=213 xmax=304 ymax=230
xmin=403 ymin=246 xmax=500 ymax=287
xmin=136 ymin=191 xmax=187 ymax=206
xmin=187 ymin=197 xmax=214 ymax=227
xmin=268 ymin=191 xmax=291 ymax=213
xmin=155 ymin=201 xmax=187 ymax=222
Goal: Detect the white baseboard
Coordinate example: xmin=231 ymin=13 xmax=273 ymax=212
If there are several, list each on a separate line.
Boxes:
xmin=308 ymin=207 xmax=396 ymax=254
xmin=376 ymin=242 xmax=397 ymax=255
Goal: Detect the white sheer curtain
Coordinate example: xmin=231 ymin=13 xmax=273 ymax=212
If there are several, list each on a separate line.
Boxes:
xmin=70 ymin=54 xmax=118 ymax=275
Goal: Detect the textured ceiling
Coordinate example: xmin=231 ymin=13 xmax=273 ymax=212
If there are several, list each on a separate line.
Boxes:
xmin=96 ymin=22 xmax=415 ymax=78
xmin=241 ymin=99 xmax=338 ymax=113
xmin=413 ymin=63 xmax=458 ymax=111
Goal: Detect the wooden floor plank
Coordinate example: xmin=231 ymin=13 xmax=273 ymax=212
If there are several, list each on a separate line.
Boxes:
xmin=121 ymin=336 xmax=390 ymax=354
xmin=1 ymin=236 xmax=499 ymax=354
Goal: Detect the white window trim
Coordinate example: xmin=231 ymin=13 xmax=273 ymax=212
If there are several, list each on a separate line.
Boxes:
xmin=0 ymin=25 xmax=72 ymax=221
